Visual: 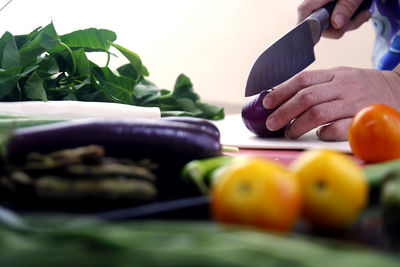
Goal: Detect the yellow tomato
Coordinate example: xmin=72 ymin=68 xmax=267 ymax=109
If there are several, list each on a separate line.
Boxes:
xmin=291 ymin=149 xmax=368 ymax=229
xmin=211 ymin=157 xmax=302 ymax=232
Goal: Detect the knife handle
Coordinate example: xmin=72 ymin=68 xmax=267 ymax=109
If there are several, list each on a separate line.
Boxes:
xmin=323 ymin=0 xmax=372 ymax=19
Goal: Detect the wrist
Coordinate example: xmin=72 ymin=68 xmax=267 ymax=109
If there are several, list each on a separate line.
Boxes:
xmin=384 ymin=67 xmax=400 ymax=110
xmin=393 ymin=63 xmax=400 ymax=78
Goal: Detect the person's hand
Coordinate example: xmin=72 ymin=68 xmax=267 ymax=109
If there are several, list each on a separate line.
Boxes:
xmin=263 ymin=67 xmax=400 ymax=141
xmin=297 ymin=0 xmax=372 ymax=38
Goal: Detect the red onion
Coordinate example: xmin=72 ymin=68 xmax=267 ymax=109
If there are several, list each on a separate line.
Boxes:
xmin=241 ymin=89 xmax=287 ymax=138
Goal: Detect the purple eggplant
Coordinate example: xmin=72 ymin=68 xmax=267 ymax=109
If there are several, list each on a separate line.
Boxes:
xmin=241 ymin=89 xmax=287 ymax=138
xmin=6 ymin=118 xmax=222 ymax=164
xmin=161 ymin=116 xmax=220 ymax=140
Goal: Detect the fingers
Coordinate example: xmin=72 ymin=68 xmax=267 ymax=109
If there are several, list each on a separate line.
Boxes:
xmin=266 ymin=85 xmax=337 ymax=133
xmin=297 ymin=0 xmax=370 ymax=39
xmin=263 ymin=70 xmax=336 ymax=132
xmin=331 ymin=0 xmax=364 ymax=29
xmin=263 ymin=67 xmax=356 ymax=140
xmin=317 ymin=118 xmax=354 ymax=141
xmin=322 ymin=10 xmax=371 ymax=38
xmin=297 ymin=0 xmax=332 ymax=23
xmin=263 ymin=69 xmax=335 ymax=110
xmin=284 ymin=100 xmax=353 ymax=139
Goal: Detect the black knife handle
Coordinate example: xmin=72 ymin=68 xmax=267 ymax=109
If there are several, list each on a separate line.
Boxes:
xmin=323 ymin=0 xmax=372 ymax=19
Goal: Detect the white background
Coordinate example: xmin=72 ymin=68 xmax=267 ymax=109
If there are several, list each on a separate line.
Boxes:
xmin=0 ymin=0 xmax=375 ymax=109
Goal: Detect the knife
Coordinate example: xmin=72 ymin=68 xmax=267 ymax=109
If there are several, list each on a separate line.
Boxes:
xmin=245 ymin=0 xmax=372 ymax=97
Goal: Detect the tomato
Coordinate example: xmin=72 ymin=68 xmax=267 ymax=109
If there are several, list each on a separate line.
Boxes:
xmin=349 ymin=104 xmax=400 ymax=163
xmin=291 ymin=149 xmax=368 ymax=229
xmin=210 ymin=157 xmax=302 ymax=232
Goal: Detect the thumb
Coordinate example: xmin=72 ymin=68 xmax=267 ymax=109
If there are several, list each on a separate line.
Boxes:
xmin=331 ymin=0 xmax=364 ymax=29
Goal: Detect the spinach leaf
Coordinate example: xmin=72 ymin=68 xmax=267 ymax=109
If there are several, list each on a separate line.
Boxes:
xmin=0 ymin=32 xmax=20 ymax=69
xmin=71 ymin=48 xmax=90 ymax=75
xmin=172 ymin=73 xmax=199 ymax=101
xmin=0 ymin=23 xmax=224 ymax=120
xmin=0 ymin=67 xmax=22 ymax=99
xmin=19 ymin=23 xmax=60 ymax=66
xmin=111 ymin=43 xmax=149 ymax=78
xmin=61 ymin=28 xmax=116 ymax=52
xmin=24 ymin=71 xmax=47 ymax=101
xmin=91 ymin=65 xmax=135 ymax=104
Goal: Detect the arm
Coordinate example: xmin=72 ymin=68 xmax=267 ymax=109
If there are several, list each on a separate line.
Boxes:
xmin=298 ymin=0 xmax=372 ymax=38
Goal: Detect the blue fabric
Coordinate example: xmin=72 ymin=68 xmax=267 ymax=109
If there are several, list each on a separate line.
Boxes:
xmin=371 ymin=0 xmax=400 ymax=70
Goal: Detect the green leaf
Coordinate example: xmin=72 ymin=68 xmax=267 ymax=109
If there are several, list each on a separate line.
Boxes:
xmin=133 ymin=78 xmax=159 ymax=99
xmin=176 ymin=97 xmax=202 ymax=116
xmin=91 ymin=65 xmax=135 ymax=104
xmin=14 ymin=26 xmax=42 ymax=48
xmin=0 ymin=32 xmax=12 ymax=65
xmin=19 ymin=34 xmax=58 ymax=66
xmin=61 ymin=28 xmax=116 ymax=52
xmin=40 ymin=32 xmax=60 ymax=50
xmin=24 ymin=71 xmax=47 ymax=101
xmin=0 ymin=32 xmax=20 ymax=69
xmin=39 ymin=22 xmax=60 ymax=41
xmin=62 ymin=93 xmax=77 ymax=100
xmin=172 ymin=73 xmax=199 ymax=101
xmin=0 ymin=67 xmax=22 ymax=99
xmin=111 ymin=43 xmax=149 ymax=78
xmin=196 ymin=101 xmax=225 ymax=120
xmin=75 ymin=87 xmax=110 ymax=102
xmin=3 ymin=38 xmax=20 ymax=69
xmin=71 ymin=48 xmax=90 ymax=75
xmin=20 ymin=65 xmax=40 ymax=77
xmin=19 ymin=23 xmax=60 ymax=66
xmin=37 ymin=55 xmax=59 ymax=75
xmin=117 ymin=63 xmax=138 ymax=80
xmin=161 ymin=110 xmax=201 ymax=117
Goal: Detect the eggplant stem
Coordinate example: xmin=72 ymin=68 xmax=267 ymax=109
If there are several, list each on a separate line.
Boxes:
xmin=222 ymin=146 xmax=239 ymax=153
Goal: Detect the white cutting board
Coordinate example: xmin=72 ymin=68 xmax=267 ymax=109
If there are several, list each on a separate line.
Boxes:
xmin=213 ymin=114 xmax=352 ymax=153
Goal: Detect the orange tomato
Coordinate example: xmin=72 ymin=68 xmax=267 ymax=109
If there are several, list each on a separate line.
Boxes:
xmin=210 ymin=157 xmax=302 ymax=232
xmin=349 ymin=104 xmax=400 ymax=163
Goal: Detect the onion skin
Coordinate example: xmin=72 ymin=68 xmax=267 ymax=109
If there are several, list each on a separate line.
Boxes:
xmin=241 ymin=90 xmax=287 ymax=138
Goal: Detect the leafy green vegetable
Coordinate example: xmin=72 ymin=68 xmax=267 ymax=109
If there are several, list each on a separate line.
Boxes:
xmin=0 ymin=217 xmax=399 ymax=267
xmin=0 ymin=22 xmax=224 ymax=120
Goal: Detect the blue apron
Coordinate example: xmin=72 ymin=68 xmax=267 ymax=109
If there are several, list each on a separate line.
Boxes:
xmin=371 ymin=0 xmax=400 ymax=70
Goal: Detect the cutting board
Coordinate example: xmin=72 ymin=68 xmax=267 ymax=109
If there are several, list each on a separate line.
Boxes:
xmin=213 ymin=114 xmax=352 ymax=153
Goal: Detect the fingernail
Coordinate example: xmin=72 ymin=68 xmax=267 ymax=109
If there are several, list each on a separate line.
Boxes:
xmin=263 ymin=96 xmax=273 ymax=109
xmin=266 ymin=117 xmax=276 ymax=131
xmin=316 ymin=127 xmax=321 ymax=137
xmin=332 ymin=13 xmax=345 ymax=28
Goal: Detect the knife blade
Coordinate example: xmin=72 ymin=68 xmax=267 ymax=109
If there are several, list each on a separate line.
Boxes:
xmin=245 ymin=0 xmax=372 ymax=97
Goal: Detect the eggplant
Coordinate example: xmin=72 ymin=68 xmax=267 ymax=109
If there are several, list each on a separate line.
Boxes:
xmin=241 ymin=89 xmax=287 ymax=138
xmin=5 ymin=118 xmax=222 ymax=164
xmin=161 ymin=116 xmax=220 ymax=140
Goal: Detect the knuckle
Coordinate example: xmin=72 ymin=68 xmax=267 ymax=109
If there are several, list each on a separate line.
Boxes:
xmin=297 ymin=0 xmax=312 ymax=12
xmin=297 ymin=1 xmax=309 ymax=14
xmin=338 ymin=0 xmax=362 ymax=16
xmin=331 ymin=66 xmax=349 ymax=73
xmin=298 ymin=90 xmax=317 ymax=106
xmin=309 ymin=106 xmax=326 ymax=122
xmin=276 ymin=106 xmax=291 ymax=124
xmin=319 ymin=122 xmax=348 ymax=141
xmin=295 ymin=72 xmax=312 ymax=88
